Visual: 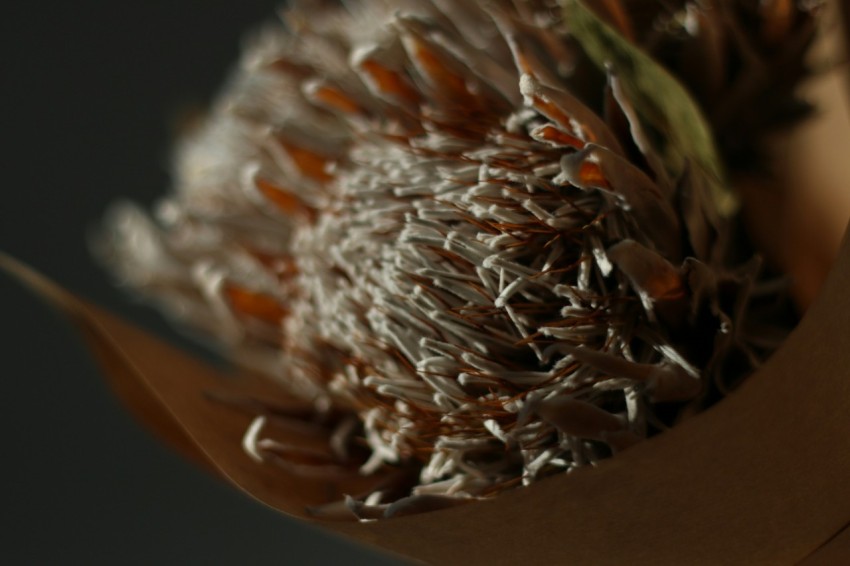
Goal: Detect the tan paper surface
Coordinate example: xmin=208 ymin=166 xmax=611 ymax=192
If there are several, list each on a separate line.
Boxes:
xmin=4 ymin=226 xmax=850 ymax=563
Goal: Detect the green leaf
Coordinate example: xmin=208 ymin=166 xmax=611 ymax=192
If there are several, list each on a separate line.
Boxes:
xmin=561 ymin=0 xmax=737 ymax=216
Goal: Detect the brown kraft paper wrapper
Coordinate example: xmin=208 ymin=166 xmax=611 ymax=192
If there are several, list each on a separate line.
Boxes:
xmin=2 ymin=214 xmax=850 ymax=564
xmin=4 ymin=2 xmax=850 ymax=564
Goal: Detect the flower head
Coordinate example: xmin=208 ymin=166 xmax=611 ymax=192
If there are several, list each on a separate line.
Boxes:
xmin=100 ymin=0 xmax=816 ymax=517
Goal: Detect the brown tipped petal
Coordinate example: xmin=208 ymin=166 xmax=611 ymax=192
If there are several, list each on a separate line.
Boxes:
xmin=520 ymin=73 xmax=625 ymax=154
xmin=607 ymin=239 xmax=685 ymax=303
xmin=536 ymin=397 xmax=627 ymax=441
xmin=559 ymin=146 xmax=681 ymax=259
xmin=560 ymin=344 xmax=700 ymax=403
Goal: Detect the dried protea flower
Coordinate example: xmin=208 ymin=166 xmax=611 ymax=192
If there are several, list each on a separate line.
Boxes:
xmin=99 ymin=0 xmax=819 ymax=518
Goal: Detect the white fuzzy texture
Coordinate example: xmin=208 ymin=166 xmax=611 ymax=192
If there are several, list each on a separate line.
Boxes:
xmin=100 ymin=0 xmax=742 ymax=506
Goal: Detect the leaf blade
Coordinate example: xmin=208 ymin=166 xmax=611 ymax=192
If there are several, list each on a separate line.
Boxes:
xmin=562 ymin=0 xmax=737 ymax=215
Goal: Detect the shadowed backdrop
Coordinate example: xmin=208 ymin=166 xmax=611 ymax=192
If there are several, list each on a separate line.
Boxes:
xmin=1 ymin=2 xmax=401 ymax=563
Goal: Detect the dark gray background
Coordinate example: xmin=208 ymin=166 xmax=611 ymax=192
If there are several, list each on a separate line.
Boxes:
xmin=2 ymin=2 xmax=402 ymax=564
